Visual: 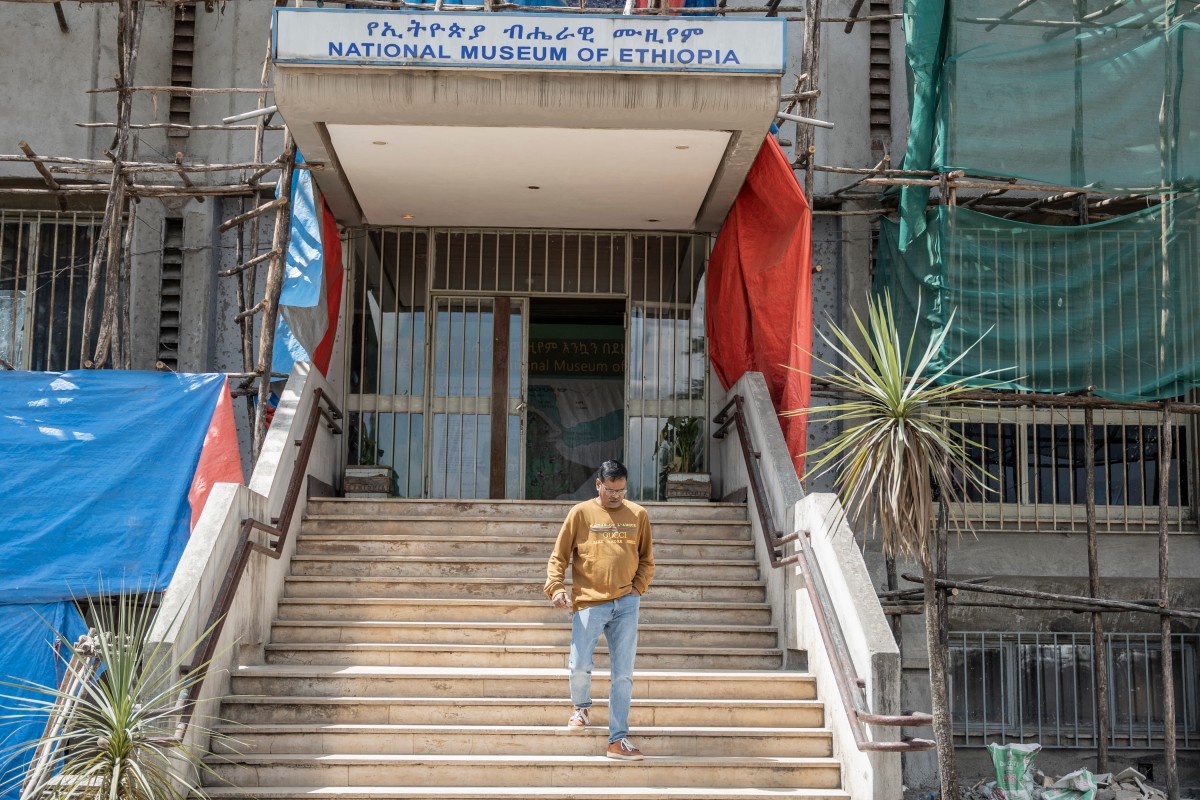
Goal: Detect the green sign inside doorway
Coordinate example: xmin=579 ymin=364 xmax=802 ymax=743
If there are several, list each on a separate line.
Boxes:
xmin=526 ymin=323 xmax=625 ymax=500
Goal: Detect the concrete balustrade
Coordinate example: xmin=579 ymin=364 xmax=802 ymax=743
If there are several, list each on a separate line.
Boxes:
xmin=147 ymin=362 xmax=341 ymax=793
xmin=711 ymin=371 xmax=904 ymax=800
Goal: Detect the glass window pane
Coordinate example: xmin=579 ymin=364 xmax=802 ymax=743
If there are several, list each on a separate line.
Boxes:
xmin=431 ymin=413 xmax=490 ymax=499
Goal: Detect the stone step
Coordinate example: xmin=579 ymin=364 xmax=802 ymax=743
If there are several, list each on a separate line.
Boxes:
xmin=229 ymin=666 xmax=818 ymax=701
xmin=202 ymin=785 xmax=850 ymax=799
xmin=306 ymin=499 xmax=750 ymax=522
xmin=203 ymin=754 xmax=843 ymax=790
xmin=295 ymin=534 xmax=756 ymax=561
xmin=301 ymin=516 xmax=750 ymax=541
xmin=210 ymin=724 xmax=834 ymax=758
xmin=269 ymin=620 xmax=779 ymax=648
xmin=288 ymin=556 xmax=761 ymax=582
xmin=275 ymin=598 xmax=773 ymax=627
xmin=262 ymin=643 xmax=785 ymax=670
xmin=217 ymin=697 xmax=826 ymax=728
xmin=284 ymin=577 xmax=766 ymax=603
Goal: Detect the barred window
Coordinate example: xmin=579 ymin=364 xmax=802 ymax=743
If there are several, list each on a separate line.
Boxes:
xmin=948 ymin=631 xmax=1199 ymax=749
xmin=0 ymin=210 xmax=105 ymax=371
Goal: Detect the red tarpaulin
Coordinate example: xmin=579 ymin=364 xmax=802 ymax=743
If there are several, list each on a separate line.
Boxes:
xmin=187 ymin=377 xmax=245 ymax=529
xmin=707 ymin=135 xmax=813 ymax=477
xmin=309 ymin=203 xmax=345 ymax=376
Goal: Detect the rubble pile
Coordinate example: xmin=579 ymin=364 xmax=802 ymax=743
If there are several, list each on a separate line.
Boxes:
xmin=963 ymin=768 xmax=1171 ymax=800
xmin=1095 ymin=769 xmax=1169 ymax=800
xmin=960 ymin=744 xmax=1186 ymax=800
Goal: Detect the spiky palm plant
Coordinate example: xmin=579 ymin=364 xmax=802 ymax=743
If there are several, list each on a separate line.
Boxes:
xmin=1 ymin=591 xmax=230 ymax=800
xmin=790 ymin=292 xmax=1006 ymax=800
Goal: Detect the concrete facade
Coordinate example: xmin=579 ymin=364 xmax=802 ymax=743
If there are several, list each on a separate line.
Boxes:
xmin=7 ymin=0 xmax=1193 ymax=794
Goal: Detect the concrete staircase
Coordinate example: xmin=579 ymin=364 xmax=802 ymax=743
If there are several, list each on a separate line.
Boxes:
xmin=203 ymin=499 xmax=849 ymax=800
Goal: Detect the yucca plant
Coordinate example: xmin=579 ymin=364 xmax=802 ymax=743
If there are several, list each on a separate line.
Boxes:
xmin=789 ymin=292 xmax=1007 ymax=800
xmin=0 ymin=590 xmax=231 ymax=800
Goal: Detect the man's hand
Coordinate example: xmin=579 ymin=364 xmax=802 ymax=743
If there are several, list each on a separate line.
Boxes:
xmin=551 ymin=591 xmax=570 ymax=609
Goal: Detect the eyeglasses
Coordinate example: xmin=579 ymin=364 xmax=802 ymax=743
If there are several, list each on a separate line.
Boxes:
xmin=599 ymin=486 xmax=628 ymax=497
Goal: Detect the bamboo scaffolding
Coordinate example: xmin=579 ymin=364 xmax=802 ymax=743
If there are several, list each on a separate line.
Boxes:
xmin=79 ymin=0 xmax=141 ymax=370
xmin=1085 ymin=406 xmax=1111 ymax=772
xmin=243 ymin=34 xmax=284 ymax=453
xmin=252 ymin=136 xmax=297 ymax=456
xmin=830 ymin=155 xmax=889 ymax=197
xmin=1 ymin=4 xmax=1188 ymax=790
xmin=0 ymin=183 xmax=261 ymax=197
xmin=88 ymin=86 xmax=272 ymax=94
xmin=218 ymin=247 xmax=279 ymax=277
xmin=233 ymin=197 xmax=255 ymax=384
xmin=92 ymin=0 xmax=143 ymax=370
xmin=18 ymin=141 xmax=66 ymax=209
xmin=882 ymin=598 xmax=1200 ymax=616
xmin=77 ymin=122 xmax=283 ymax=131
xmin=798 ymin=0 xmax=821 ymax=197
xmin=0 ymin=153 xmax=306 ymax=172
xmin=898 ymin=575 xmax=1200 ymax=622
xmin=810 ymin=381 xmax=1200 ymax=415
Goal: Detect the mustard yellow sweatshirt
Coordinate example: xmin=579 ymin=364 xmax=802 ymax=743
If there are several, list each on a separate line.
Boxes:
xmin=544 ymin=498 xmax=655 ymax=611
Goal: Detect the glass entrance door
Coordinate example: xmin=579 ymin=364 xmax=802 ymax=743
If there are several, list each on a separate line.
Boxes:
xmin=345 ymin=228 xmax=710 ymax=501
xmin=525 ymin=298 xmax=626 ymax=500
xmin=427 ymin=296 xmax=526 ymax=498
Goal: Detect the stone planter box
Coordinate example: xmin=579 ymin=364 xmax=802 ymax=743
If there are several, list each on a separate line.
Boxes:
xmin=343 ymin=465 xmax=395 ymax=498
xmin=664 ymin=472 xmax=712 ymax=502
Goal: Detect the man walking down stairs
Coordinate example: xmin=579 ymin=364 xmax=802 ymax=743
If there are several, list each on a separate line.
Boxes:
xmin=546 ymin=461 xmax=655 ymax=761
xmin=202 ymin=497 xmax=850 ymax=800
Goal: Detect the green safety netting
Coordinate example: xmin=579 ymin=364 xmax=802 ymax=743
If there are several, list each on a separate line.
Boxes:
xmin=897 ymin=0 xmax=1199 ymax=249
xmin=875 ymin=191 xmax=1200 ymax=402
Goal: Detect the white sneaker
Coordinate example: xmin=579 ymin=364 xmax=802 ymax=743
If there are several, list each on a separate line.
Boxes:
xmin=567 ymin=707 xmax=589 ymax=731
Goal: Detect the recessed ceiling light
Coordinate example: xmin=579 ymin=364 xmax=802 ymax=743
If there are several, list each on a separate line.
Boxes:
xmin=372 ymin=140 xmax=387 ymax=145
xmin=402 ymin=214 xmax=415 ymax=219
xmin=646 ymin=219 xmax=660 ymax=223
xmin=675 ymin=145 xmax=690 ymax=150
xmin=527 ymin=185 xmax=541 ymax=190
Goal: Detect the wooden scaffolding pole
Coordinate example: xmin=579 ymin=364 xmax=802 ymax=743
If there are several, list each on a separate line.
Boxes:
xmin=799 ymin=0 xmax=822 ymax=197
xmin=245 ymin=37 xmax=280 ymax=453
xmin=80 ymin=0 xmax=141 ymax=369
xmin=1084 ymin=407 xmax=1111 ymax=771
xmin=1158 ymin=403 xmax=1178 ymax=800
xmin=251 ymin=136 xmax=297 ymax=457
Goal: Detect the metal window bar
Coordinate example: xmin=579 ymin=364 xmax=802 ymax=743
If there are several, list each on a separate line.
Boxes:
xmin=947 ymin=403 xmax=1193 ymax=532
xmin=949 ymin=631 xmax=1199 ymax=749
xmin=0 ymin=210 xmax=104 ymax=371
xmin=346 ymin=227 xmax=707 ymax=499
xmin=430 ymin=229 xmax=628 ymax=297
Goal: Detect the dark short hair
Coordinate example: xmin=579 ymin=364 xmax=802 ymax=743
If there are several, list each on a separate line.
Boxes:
xmin=597 ymin=460 xmax=628 ymax=483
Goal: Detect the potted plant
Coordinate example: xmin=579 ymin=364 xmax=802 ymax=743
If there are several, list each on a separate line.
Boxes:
xmin=344 ymin=429 xmax=396 ymax=498
xmin=656 ymin=415 xmax=710 ymax=501
xmin=0 ymin=591 xmax=231 ymax=800
xmin=791 ymin=292 xmax=1006 ymax=800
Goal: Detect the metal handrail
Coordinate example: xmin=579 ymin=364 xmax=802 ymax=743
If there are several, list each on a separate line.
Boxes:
xmin=169 ymin=386 xmax=342 ymax=738
xmin=713 ymin=394 xmax=935 ymax=753
xmin=713 ymin=395 xmax=785 ymax=565
xmin=20 ymin=634 xmax=102 ymax=800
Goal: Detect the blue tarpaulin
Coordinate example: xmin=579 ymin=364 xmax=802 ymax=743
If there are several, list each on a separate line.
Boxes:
xmin=0 ymin=371 xmax=225 ymax=602
xmin=0 ymin=370 xmax=227 ymax=798
xmin=273 ymin=152 xmax=323 ymax=374
xmin=0 ymin=603 xmax=88 ymax=800
xmin=279 ymin=153 xmax=323 ymax=311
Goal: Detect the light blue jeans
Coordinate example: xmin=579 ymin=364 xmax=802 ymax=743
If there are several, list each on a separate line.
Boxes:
xmin=569 ymin=592 xmax=641 ymax=743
